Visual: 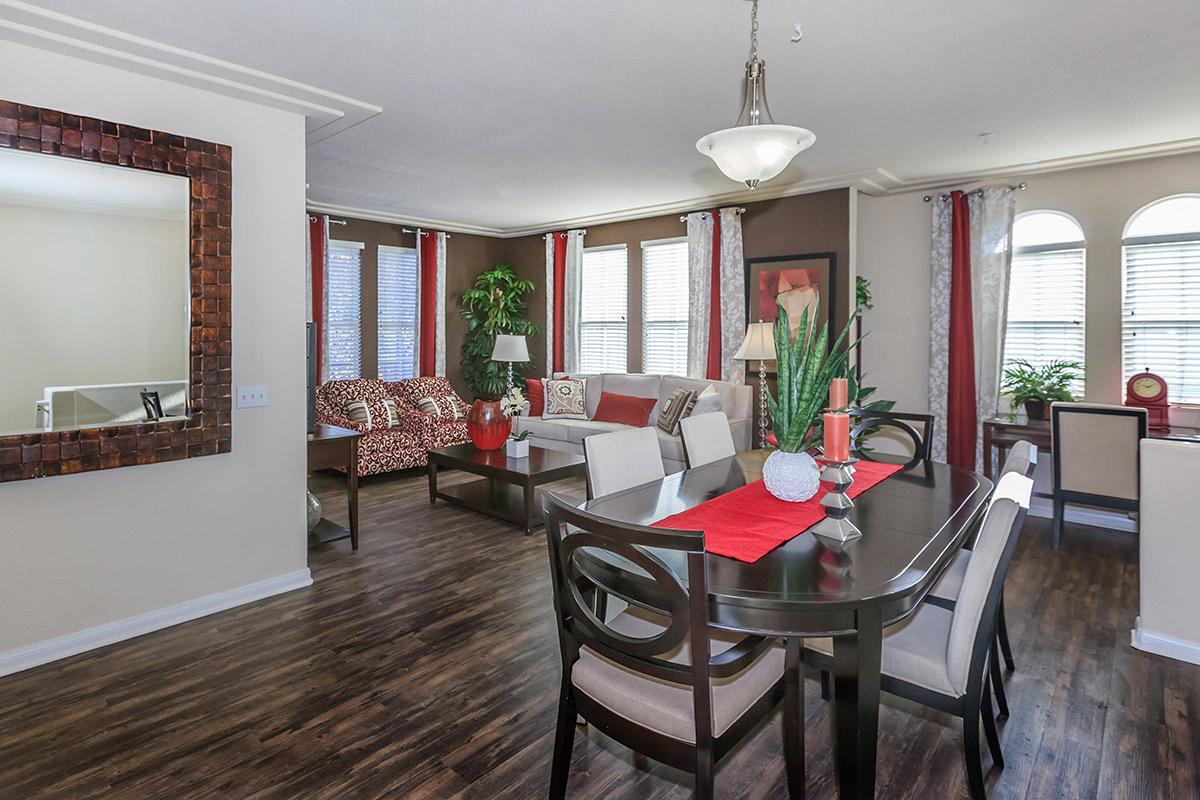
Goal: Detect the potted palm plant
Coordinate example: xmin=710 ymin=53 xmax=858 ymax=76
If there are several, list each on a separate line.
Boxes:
xmin=1001 ymin=359 xmax=1081 ymax=420
xmin=763 ymin=303 xmax=856 ymax=502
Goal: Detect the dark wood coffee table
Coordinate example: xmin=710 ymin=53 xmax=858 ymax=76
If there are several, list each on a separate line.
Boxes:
xmin=427 ymin=443 xmax=586 ymax=534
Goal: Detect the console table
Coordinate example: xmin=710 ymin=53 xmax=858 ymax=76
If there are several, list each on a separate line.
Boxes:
xmin=307 ymin=424 xmax=362 ymax=550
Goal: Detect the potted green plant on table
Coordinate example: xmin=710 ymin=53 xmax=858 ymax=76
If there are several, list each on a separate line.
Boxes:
xmin=500 ymin=387 xmax=530 ymax=458
xmin=1001 ymin=359 xmax=1081 ymax=421
xmin=458 ymin=263 xmax=538 ymax=400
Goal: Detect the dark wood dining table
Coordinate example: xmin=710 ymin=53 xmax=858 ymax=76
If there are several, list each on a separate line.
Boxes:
xmin=578 ymin=449 xmax=993 ymax=800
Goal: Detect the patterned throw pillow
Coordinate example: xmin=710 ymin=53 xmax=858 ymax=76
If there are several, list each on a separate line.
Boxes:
xmin=415 ymin=397 xmax=441 ymax=416
xmin=656 ymin=388 xmax=698 ymax=434
xmin=345 ymin=401 xmax=373 ymax=430
xmin=381 ymin=397 xmax=402 ymax=428
xmin=543 ymin=378 xmax=587 ymax=419
xmin=416 ymin=395 xmax=466 ymax=420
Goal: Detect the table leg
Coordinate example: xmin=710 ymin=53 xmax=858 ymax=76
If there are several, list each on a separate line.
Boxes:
xmin=831 ymin=605 xmax=883 ymax=800
xmin=347 ymin=440 xmax=359 ymax=551
xmin=428 ymin=459 xmax=438 ymax=504
xmin=784 ymin=638 xmax=805 ymax=799
xmin=982 ymin=424 xmax=994 ymax=481
xmin=523 ymin=479 xmax=536 ymax=536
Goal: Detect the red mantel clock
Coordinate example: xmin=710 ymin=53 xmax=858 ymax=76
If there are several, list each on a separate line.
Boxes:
xmin=1126 ymin=372 xmax=1171 ymax=431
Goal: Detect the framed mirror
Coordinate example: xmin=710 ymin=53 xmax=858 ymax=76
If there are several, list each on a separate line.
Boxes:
xmin=0 ymin=100 xmax=232 ymax=482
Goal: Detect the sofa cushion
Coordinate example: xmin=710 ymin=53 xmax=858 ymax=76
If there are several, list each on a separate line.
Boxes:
xmin=690 ymin=386 xmax=722 ymax=417
xmin=544 ymin=378 xmax=587 ymax=419
xmin=593 ymin=392 xmax=658 ymax=427
xmin=557 ymin=419 xmax=629 ymax=445
xmin=602 ymin=373 xmax=662 ymax=400
xmin=525 ymin=378 xmax=545 ymax=416
xmin=655 ymin=427 xmax=686 ymax=463
xmin=656 ymin=388 xmax=699 ymax=435
xmin=513 ymin=416 xmax=571 ymax=442
xmin=554 ymin=372 xmax=602 ymax=417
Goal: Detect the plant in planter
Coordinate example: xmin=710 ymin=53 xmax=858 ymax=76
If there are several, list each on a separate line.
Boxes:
xmin=506 ymin=429 xmax=532 ymax=459
xmin=1001 ymin=359 xmax=1081 ymax=420
xmin=458 ymin=263 xmax=538 ymax=400
xmin=763 ymin=303 xmax=856 ymax=502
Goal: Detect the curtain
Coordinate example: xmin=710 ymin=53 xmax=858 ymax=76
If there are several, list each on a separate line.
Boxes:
xmin=562 ymin=229 xmax=584 ymax=373
xmin=685 ymin=212 xmax=713 ymax=379
xmin=928 ymin=187 xmax=1016 ymax=468
xmin=545 ymin=232 xmax=568 ymax=375
xmin=717 ymin=208 xmax=746 ymax=385
xmin=308 ymin=213 xmax=329 ymax=381
xmin=417 ymin=229 xmax=447 ymax=377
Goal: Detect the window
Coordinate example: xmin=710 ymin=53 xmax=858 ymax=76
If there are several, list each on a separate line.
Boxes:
xmin=579 ymin=245 xmax=628 ymax=373
xmin=325 ymin=240 xmax=363 ymax=380
xmin=641 ymin=238 xmax=689 ymax=376
xmin=1123 ymin=194 xmax=1200 ymax=404
xmin=1003 ymin=211 xmax=1086 ymax=396
xmin=377 ymin=245 xmax=419 ymax=381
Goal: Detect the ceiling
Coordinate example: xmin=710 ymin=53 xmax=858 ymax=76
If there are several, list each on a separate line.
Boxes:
xmin=13 ymin=0 xmax=1200 ymax=235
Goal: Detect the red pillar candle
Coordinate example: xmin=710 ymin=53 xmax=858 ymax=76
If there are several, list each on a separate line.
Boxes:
xmin=823 ymin=412 xmax=850 ymax=462
xmin=829 ymin=377 xmax=848 ymax=411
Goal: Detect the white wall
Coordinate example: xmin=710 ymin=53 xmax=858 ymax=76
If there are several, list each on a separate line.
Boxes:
xmin=0 ymin=202 xmax=188 ymax=434
xmin=0 ymin=41 xmax=309 ymax=659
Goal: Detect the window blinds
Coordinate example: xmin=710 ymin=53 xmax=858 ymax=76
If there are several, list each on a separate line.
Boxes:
xmin=1003 ymin=246 xmax=1086 ymax=395
xmin=377 ymin=245 xmax=419 ymax=381
xmin=579 ymin=245 xmax=628 ymax=373
xmin=1123 ymin=238 xmax=1200 ymax=404
xmin=641 ymin=238 xmax=689 ymax=376
xmin=325 ymin=240 xmax=363 ymax=380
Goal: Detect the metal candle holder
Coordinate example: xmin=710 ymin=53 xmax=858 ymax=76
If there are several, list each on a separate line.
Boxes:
xmin=811 ymin=457 xmax=861 ymax=543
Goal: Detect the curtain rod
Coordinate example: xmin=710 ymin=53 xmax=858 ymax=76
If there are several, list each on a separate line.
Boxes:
xmin=308 ymin=214 xmax=347 ymax=225
xmin=923 ymin=183 xmax=1027 ymax=202
xmin=542 ymin=230 xmax=588 ymax=240
xmin=678 ymin=207 xmax=747 ymax=222
xmin=402 ymin=227 xmax=452 ymax=238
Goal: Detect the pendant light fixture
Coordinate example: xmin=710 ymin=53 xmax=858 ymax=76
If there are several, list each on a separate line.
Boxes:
xmin=696 ymin=0 xmax=815 ymax=189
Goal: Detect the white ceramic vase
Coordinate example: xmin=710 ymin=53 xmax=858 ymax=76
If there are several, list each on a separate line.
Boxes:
xmin=506 ymin=438 xmax=530 ymax=458
xmin=762 ymin=450 xmax=820 ymax=503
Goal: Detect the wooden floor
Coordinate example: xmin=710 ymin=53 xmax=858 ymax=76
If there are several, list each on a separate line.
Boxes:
xmin=0 ymin=467 xmax=1197 ymax=800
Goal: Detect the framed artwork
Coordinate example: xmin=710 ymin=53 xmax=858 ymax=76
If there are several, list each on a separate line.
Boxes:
xmin=744 ymin=252 xmax=838 ymax=346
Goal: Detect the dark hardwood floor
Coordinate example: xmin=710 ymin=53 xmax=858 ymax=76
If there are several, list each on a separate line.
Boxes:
xmin=0 ymin=467 xmax=1196 ymax=799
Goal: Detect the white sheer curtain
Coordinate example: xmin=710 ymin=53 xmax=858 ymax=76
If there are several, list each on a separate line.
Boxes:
xmin=685 ymin=212 xmax=713 ymax=379
xmin=544 ymin=233 xmax=556 ymax=375
xmin=562 ymin=229 xmax=585 ymax=373
xmin=718 ymin=208 xmax=746 ymax=384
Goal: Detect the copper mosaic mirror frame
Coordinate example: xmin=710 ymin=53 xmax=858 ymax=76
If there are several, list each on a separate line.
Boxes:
xmin=0 ymin=100 xmax=232 ymax=482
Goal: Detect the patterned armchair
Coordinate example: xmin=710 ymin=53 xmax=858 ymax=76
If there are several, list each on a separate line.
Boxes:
xmin=386 ymin=376 xmax=471 ymax=450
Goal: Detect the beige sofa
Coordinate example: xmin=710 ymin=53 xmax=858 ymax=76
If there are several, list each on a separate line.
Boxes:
xmin=513 ymin=373 xmax=753 ymax=472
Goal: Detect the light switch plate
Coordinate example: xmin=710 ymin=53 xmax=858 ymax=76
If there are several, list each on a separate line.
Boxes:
xmin=236 ymin=385 xmax=268 ymax=408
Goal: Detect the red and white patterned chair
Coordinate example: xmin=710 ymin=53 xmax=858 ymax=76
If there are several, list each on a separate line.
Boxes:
xmin=387 ymin=376 xmax=471 ymax=450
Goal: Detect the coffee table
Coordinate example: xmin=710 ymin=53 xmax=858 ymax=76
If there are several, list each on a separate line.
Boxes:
xmin=427 ymin=443 xmax=587 ymax=534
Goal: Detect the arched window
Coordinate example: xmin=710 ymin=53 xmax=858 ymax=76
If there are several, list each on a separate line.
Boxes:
xmin=1123 ymin=195 xmax=1200 ymax=404
xmin=1004 ymin=210 xmax=1086 ymax=396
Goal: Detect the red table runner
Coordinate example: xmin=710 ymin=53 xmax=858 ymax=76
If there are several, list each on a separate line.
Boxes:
xmin=651 ymin=460 xmax=904 ymax=563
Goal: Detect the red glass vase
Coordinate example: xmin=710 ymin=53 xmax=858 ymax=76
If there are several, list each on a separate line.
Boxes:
xmin=467 ymin=399 xmax=511 ymax=451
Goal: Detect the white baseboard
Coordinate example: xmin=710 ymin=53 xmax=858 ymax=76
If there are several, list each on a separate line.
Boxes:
xmin=1131 ymin=617 xmax=1200 ymax=666
xmin=1027 ymin=500 xmax=1138 ymax=533
xmin=0 ymin=568 xmax=313 ymax=678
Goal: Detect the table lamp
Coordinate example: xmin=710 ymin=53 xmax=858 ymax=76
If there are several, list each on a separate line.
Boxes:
xmin=491 ymin=334 xmax=529 ymax=393
xmin=734 ymin=322 xmax=776 ymax=448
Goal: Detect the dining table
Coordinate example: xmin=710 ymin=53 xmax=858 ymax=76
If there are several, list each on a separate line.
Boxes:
xmin=578 ymin=448 xmax=993 ymax=800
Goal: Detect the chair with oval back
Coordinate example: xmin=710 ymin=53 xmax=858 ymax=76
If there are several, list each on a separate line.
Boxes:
xmin=541 ymin=492 xmax=791 ymax=800
xmin=849 ymin=408 xmax=935 ymax=467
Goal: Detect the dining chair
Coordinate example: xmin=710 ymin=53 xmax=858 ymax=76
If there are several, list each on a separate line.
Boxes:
xmin=679 ymin=411 xmax=737 ymax=468
xmin=804 ymin=472 xmax=1033 ymax=800
xmin=541 ymin=493 xmax=792 ymax=800
xmin=583 ymin=426 xmax=666 ymax=500
xmin=849 ymin=408 xmax=934 ymax=466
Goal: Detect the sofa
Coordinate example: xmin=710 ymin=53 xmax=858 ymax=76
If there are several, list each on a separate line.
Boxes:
xmin=315 ymin=376 xmax=471 ymax=476
xmin=513 ymin=373 xmax=753 ymax=472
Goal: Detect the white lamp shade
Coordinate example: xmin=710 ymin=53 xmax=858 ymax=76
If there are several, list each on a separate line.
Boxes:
xmin=734 ymin=322 xmax=776 ymax=361
xmin=491 ymin=334 xmax=529 ymax=362
xmin=696 ymin=124 xmax=815 ymax=185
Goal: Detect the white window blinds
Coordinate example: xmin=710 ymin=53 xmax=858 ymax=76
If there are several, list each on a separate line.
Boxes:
xmin=1123 ymin=237 xmax=1200 ymax=404
xmin=641 ymin=238 xmax=689 ymax=376
xmin=579 ymin=245 xmax=628 ymax=373
xmin=377 ymin=245 xmax=419 ymax=381
xmin=1003 ymin=246 xmax=1086 ymax=395
xmin=325 ymin=240 xmax=363 ymax=380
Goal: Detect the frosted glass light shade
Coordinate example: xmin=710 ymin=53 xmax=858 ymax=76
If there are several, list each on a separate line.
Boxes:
xmin=491 ymin=334 xmax=529 ymax=362
xmin=734 ymin=322 xmax=776 ymax=361
xmin=696 ymin=124 xmax=816 ymax=188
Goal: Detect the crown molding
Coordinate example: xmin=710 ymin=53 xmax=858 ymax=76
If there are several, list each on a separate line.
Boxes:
xmin=0 ymin=0 xmax=381 ymax=145
xmin=306 ymin=200 xmax=510 ymax=238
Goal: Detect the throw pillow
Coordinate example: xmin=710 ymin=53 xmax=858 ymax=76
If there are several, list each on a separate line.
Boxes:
xmin=382 ymin=397 xmax=402 ymax=428
xmin=543 ymin=378 xmax=587 ymax=419
xmin=526 ymin=378 xmax=545 ymax=417
xmin=593 ymin=392 xmax=658 ymax=428
xmin=415 ymin=396 xmax=442 ymax=417
xmin=345 ymin=401 xmax=373 ymax=430
xmin=656 ymin=388 xmax=699 ymax=434
xmin=689 ymin=386 xmax=722 ymax=417
xmin=440 ymin=395 xmax=466 ymax=419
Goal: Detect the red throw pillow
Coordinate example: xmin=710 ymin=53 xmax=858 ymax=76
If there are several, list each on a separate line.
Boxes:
xmin=526 ymin=378 xmax=545 ymax=416
xmin=592 ymin=392 xmax=657 ymax=427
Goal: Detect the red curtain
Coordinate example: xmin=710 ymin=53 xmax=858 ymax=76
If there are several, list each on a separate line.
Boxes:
xmin=309 ymin=214 xmax=326 ymax=382
xmin=706 ymin=211 xmax=723 ymax=380
xmin=946 ymin=191 xmax=977 ymax=469
xmin=552 ymin=232 xmax=567 ymax=373
xmin=418 ymin=231 xmax=439 ymax=377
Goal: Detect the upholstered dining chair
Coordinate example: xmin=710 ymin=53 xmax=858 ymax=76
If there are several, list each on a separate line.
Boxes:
xmin=541 ymin=493 xmax=791 ymax=800
xmin=1050 ymin=402 xmax=1146 ymax=550
xmin=583 ymin=426 xmax=666 ymax=500
xmin=679 ymin=412 xmax=737 ymax=469
xmin=849 ymin=408 xmax=935 ymax=466
xmin=805 ymin=472 xmax=1033 ymax=800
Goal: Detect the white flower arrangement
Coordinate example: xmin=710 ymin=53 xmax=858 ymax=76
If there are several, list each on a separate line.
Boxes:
xmin=500 ymin=386 xmax=526 ymax=417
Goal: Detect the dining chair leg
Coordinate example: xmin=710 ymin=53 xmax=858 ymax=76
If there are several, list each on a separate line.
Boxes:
xmin=997 ymin=598 xmax=1015 ymax=671
xmin=549 ymin=690 xmax=577 ymax=800
xmin=783 ymin=639 xmax=806 ymax=800
xmin=819 ymin=670 xmax=830 ymax=702
xmin=963 ymin=699 xmax=987 ymax=800
xmin=980 ymin=673 xmax=1005 ymax=769
xmin=1052 ymin=498 xmax=1065 ymax=550
xmin=694 ymin=749 xmax=715 ymax=800
xmin=989 ymin=646 xmax=1009 ymax=718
